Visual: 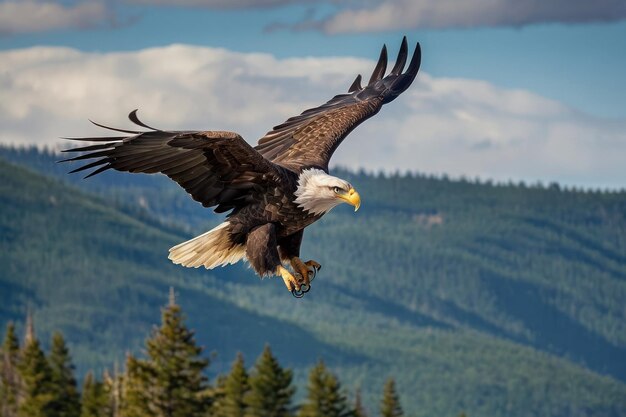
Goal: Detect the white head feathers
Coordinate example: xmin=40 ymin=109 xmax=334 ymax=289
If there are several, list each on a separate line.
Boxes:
xmin=294 ymin=169 xmax=353 ymax=216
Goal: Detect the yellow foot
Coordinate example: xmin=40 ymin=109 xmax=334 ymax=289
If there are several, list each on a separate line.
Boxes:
xmin=276 ymin=265 xmax=300 ymax=292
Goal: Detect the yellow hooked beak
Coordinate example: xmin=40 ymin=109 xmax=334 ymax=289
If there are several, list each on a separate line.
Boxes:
xmin=338 ymin=188 xmax=361 ymax=212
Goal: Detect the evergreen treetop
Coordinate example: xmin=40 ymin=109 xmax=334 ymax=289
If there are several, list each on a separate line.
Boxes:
xmin=1 ymin=322 xmax=21 ymax=417
xmin=119 ymin=353 xmax=148 ymax=417
xmin=353 ymin=388 xmax=367 ymax=417
xmin=103 ymin=363 xmax=124 ymax=417
xmin=2 ymin=322 xmax=19 ymax=355
xmin=17 ymin=331 xmax=54 ymax=417
xmin=245 ymin=345 xmax=295 ymax=417
xmin=80 ymin=372 xmax=110 ymax=417
xmin=214 ymin=352 xmax=250 ymax=417
xmin=298 ymin=360 xmax=351 ymax=417
xmin=120 ymin=291 xmax=210 ymax=417
xmin=49 ymin=332 xmax=81 ymax=417
xmin=380 ymin=378 xmax=403 ymax=417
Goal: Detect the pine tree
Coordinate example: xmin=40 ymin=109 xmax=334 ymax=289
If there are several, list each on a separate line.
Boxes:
xmin=379 ymin=379 xmax=403 ymax=417
xmin=120 ymin=288 xmax=210 ymax=417
xmin=17 ymin=318 xmax=54 ymax=417
xmin=353 ymin=388 xmax=367 ymax=417
xmin=244 ymin=345 xmax=294 ymax=417
xmin=48 ymin=332 xmax=80 ymax=417
xmin=209 ymin=374 xmax=227 ymax=417
xmin=213 ymin=353 xmax=249 ymax=417
xmin=119 ymin=354 xmax=147 ymax=417
xmin=80 ymin=372 xmax=110 ymax=417
xmin=298 ymin=361 xmax=351 ymax=417
xmin=103 ymin=364 xmax=123 ymax=417
xmin=1 ymin=322 xmax=21 ymax=417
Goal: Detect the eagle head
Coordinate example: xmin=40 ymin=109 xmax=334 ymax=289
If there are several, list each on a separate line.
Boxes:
xmin=294 ymin=168 xmax=361 ymax=216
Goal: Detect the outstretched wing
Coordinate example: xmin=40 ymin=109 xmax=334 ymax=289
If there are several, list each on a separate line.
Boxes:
xmin=254 ymin=37 xmax=421 ymax=172
xmin=60 ymin=110 xmax=286 ymax=213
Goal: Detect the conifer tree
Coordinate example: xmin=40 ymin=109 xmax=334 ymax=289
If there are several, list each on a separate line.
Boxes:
xmin=120 ymin=288 xmax=210 ymax=417
xmin=214 ymin=353 xmax=249 ymax=417
xmin=119 ymin=354 xmax=147 ymax=417
xmin=298 ymin=361 xmax=351 ymax=417
xmin=1 ymin=322 xmax=21 ymax=417
xmin=244 ymin=345 xmax=294 ymax=417
xmin=379 ymin=379 xmax=403 ymax=417
xmin=17 ymin=316 xmax=54 ymax=417
xmin=49 ymin=332 xmax=80 ymax=417
xmin=353 ymin=388 xmax=367 ymax=417
xmin=103 ymin=364 xmax=123 ymax=417
xmin=80 ymin=372 xmax=110 ymax=417
xmin=209 ymin=374 xmax=227 ymax=417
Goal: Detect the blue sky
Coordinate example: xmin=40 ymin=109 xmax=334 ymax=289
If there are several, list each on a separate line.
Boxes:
xmin=1 ymin=1 xmax=625 ymax=187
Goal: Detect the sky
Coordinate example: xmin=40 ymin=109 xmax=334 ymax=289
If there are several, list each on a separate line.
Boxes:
xmin=1 ymin=0 xmax=625 ymax=188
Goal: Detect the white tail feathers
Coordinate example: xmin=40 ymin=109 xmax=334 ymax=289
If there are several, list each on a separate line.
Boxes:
xmin=168 ymin=222 xmax=246 ymax=269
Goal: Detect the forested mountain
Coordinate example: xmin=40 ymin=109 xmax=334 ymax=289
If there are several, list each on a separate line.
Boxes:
xmin=1 ymin=147 xmax=626 ymax=417
xmin=0 ymin=293 xmax=398 ymax=417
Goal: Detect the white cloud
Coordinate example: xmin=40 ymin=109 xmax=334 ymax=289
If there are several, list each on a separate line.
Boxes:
xmin=299 ymin=0 xmax=626 ymax=33
xmin=0 ymin=45 xmax=624 ymax=188
xmin=0 ymin=1 xmax=109 ymax=34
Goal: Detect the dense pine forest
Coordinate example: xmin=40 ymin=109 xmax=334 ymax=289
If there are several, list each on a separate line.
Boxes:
xmin=0 ymin=290 xmax=405 ymax=417
xmin=1 ymin=146 xmax=626 ymax=417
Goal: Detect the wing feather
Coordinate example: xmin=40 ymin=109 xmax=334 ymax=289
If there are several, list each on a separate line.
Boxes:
xmin=255 ymin=37 xmax=421 ymax=172
xmin=61 ymin=111 xmax=287 ymax=211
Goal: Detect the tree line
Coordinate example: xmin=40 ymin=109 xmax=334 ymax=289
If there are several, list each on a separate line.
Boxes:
xmin=0 ymin=289 xmax=404 ymax=417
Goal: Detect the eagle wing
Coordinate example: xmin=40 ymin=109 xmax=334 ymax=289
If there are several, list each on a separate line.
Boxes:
xmin=61 ymin=110 xmax=286 ymax=213
xmin=254 ymin=37 xmax=421 ymax=172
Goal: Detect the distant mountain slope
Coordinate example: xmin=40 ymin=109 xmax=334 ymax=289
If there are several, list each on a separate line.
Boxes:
xmin=1 ymin=148 xmax=626 ymax=417
xmin=329 ymin=170 xmax=626 ymax=377
xmin=0 ymin=157 xmax=345 ymax=372
xmin=0 ymin=146 xmax=210 ymax=231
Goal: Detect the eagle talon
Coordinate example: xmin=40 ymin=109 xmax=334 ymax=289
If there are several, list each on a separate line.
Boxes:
xmin=304 ymin=260 xmax=321 ymax=281
xmin=305 ymin=260 xmax=321 ymax=271
xmin=301 ymin=283 xmax=311 ymax=293
xmin=291 ymin=288 xmax=305 ymax=298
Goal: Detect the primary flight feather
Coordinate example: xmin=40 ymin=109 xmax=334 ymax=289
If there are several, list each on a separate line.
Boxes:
xmin=61 ymin=38 xmax=421 ymax=297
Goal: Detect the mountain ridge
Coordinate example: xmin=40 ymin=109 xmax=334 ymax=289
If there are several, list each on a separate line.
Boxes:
xmin=1 ymin=148 xmax=626 ymax=417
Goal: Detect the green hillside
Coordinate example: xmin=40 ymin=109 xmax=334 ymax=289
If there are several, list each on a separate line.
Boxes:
xmin=0 ymin=157 xmax=345 ymax=372
xmin=1 ymin=150 xmax=626 ymax=417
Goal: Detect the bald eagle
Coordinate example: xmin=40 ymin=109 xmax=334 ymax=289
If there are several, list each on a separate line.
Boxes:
xmin=62 ymin=38 xmax=421 ymax=297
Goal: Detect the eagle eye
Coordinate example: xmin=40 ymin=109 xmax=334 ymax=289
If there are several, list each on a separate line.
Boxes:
xmin=333 ymin=186 xmax=342 ymax=194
